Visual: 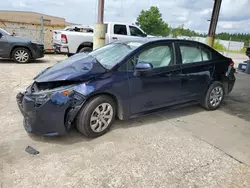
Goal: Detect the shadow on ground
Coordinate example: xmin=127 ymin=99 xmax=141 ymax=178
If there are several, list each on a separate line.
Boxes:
xmin=29 ymin=104 xmax=204 ymax=145
xmin=221 ymin=72 xmax=250 ymax=122
xmin=0 ymin=58 xmax=50 ymax=64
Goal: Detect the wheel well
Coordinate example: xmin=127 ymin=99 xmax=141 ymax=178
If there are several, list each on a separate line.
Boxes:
xmin=10 ymin=46 xmax=32 ymax=58
xmin=219 ymin=76 xmax=229 ymax=94
xmin=77 ymin=42 xmax=93 ymax=52
xmin=85 ymin=93 xmax=124 ymax=120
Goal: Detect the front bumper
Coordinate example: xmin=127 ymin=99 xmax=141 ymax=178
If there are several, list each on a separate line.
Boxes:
xmin=31 ymin=44 xmax=45 ymax=59
xmin=16 ymin=91 xmax=84 ymax=136
xmin=53 ymin=43 xmax=69 ymax=54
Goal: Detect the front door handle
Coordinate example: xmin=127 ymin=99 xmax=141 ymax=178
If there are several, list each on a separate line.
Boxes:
xmin=112 ymin=37 xmax=118 ymax=40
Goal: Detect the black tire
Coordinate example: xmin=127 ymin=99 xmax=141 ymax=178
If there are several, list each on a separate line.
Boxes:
xmin=201 ymin=81 xmax=225 ymax=110
xmin=12 ymin=47 xmax=31 ymax=63
xmin=76 ymin=95 xmax=116 ymax=138
xmin=78 ymin=47 xmax=92 ymax=53
xmin=67 ymin=53 xmax=74 ymax=57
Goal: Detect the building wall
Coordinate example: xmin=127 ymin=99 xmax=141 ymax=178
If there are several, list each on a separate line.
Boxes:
xmin=0 ymin=11 xmax=71 ymax=50
xmin=0 ymin=11 xmax=66 ymax=25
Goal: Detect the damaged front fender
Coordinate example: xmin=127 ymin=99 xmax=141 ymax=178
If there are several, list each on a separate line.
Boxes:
xmin=17 ymin=88 xmax=86 ymax=136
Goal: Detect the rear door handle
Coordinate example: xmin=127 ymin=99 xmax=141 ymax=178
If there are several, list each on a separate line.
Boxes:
xmin=112 ymin=37 xmax=118 ymax=40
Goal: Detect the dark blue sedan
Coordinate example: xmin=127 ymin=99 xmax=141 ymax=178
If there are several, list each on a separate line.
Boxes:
xmin=16 ymin=38 xmax=236 ymax=137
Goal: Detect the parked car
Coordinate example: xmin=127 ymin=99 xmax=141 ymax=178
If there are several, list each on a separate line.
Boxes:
xmin=16 ymin=38 xmax=236 ymax=138
xmin=53 ymin=22 xmax=148 ymax=56
xmin=0 ymin=28 xmax=44 ymax=63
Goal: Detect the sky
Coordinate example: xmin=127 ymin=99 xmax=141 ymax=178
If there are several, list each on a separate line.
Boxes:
xmin=2 ymin=0 xmax=250 ymax=34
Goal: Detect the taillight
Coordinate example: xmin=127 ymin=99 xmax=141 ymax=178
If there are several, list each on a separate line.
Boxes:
xmin=229 ymin=59 xmax=234 ymax=67
xmin=61 ymin=34 xmax=68 ymax=44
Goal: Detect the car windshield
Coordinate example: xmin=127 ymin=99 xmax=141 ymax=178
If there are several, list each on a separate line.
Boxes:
xmin=0 ymin=28 xmax=10 ymax=36
xmin=89 ymin=42 xmax=143 ymax=69
xmin=40 ymin=42 xmax=143 ymax=76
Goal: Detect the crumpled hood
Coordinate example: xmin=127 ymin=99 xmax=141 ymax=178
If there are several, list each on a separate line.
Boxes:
xmin=34 ymin=54 xmax=107 ymax=82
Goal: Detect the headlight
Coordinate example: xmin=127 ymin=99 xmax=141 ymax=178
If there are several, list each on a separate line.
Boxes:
xmin=31 ymin=41 xmax=41 ymax=45
xmin=32 ymin=85 xmax=76 ymax=105
xmin=35 ymin=94 xmax=49 ymax=105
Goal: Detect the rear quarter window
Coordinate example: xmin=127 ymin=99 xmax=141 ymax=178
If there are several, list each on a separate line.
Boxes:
xmin=200 ymin=46 xmax=212 ymax=61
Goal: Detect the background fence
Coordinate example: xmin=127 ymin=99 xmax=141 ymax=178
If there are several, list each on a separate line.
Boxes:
xmin=177 ymin=36 xmax=245 ymax=53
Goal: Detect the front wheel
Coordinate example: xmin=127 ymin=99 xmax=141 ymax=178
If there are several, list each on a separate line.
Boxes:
xmin=78 ymin=47 xmax=92 ymax=53
xmin=76 ymin=96 xmax=116 ymax=138
xmin=201 ymin=81 xmax=224 ymax=110
xmin=12 ymin=47 xmax=31 ymax=63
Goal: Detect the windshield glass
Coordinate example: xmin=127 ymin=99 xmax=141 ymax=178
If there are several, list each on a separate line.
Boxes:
xmin=40 ymin=42 xmax=143 ymax=76
xmin=0 ymin=28 xmax=10 ymax=36
xmin=89 ymin=42 xmax=143 ymax=69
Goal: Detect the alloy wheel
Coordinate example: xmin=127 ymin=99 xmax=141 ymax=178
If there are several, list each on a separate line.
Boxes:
xmin=209 ymin=86 xmax=223 ymax=107
xmin=90 ymin=103 xmax=114 ymax=133
xmin=15 ymin=50 xmax=29 ymax=63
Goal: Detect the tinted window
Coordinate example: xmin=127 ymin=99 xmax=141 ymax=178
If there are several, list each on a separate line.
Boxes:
xmin=129 ymin=26 xmax=144 ymax=37
xmin=180 ymin=45 xmax=202 ymax=64
xmin=128 ymin=44 xmax=173 ymax=70
xmin=114 ymin=24 xmax=127 ymax=35
xmin=200 ymin=47 xmax=212 ymax=61
xmin=91 ymin=42 xmax=143 ymax=69
xmin=104 ymin=24 xmax=108 ymax=33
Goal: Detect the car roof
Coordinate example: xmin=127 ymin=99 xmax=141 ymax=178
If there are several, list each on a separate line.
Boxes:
xmin=115 ymin=37 xmax=208 ymax=47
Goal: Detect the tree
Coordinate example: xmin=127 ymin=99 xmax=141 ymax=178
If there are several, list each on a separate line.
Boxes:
xmin=136 ymin=6 xmax=170 ymax=36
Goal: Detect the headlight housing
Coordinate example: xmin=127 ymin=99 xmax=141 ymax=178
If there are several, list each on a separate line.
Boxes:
xmin=30 ymin=85 xmax=76 ymax=105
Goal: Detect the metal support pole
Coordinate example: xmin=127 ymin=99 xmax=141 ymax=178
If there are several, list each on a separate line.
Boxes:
xmin=227 ymin=37 xmax=231 ymax=56
xmin=208 ymin=0 xmax=222 ymax=48
xmin=93 ymin=0 xmax=106 ymax=50
xmin=40 ymin=16 xmax=44 ymax=44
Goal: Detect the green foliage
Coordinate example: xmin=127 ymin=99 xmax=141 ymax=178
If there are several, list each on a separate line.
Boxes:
xmin=171 ymin=28 xmax=205 ymax=38
xmin=136 ymin=6 xmax=170 ymax=36
xmin=216 ymin=33 xmax=250 ymax=47
xmin=213 ymin=41 xmax=226 ymax=51
xmin=240 ymin=47 xmax=247 ymax=53
xmin=136 ymin=7 xmax=250 ymax=45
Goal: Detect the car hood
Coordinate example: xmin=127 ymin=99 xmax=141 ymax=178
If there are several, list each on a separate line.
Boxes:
xmin=34 ymin=53 xmax=107 ymax=83
xmin=6 ymin=35 xmax=32 ymax=43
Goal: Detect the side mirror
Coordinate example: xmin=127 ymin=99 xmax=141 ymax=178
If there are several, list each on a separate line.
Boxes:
xmin=142 ymin=33 xmax=147 ymax=37
xmin=134 ymin=62 xmax=153 ymax=76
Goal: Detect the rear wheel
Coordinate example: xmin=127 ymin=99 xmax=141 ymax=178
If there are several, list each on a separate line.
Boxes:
xmin=67 ymin=53 xmax=74 ymax=57
xmin=76 ymin=96 xmax=116 ymax=138
xmin=12 ymin=47 xmax=31 ymax=63
xmin=78 ymin=47 xmax=92 ymax=53
xmin=201 ymin=81 xmax=224 ymax=110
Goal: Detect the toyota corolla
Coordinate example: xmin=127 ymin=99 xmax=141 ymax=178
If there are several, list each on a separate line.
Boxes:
xmin=16 ymin=39 xmax=236 ymax=138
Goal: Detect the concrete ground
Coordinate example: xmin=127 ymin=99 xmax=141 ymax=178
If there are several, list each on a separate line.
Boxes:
xmin=0 ymin=53 xmax=250 ymax=188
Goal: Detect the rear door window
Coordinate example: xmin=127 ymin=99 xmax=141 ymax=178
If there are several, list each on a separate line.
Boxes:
xmin=180 ymin=44 xmax=202 ymax=64
xmin=179 ymin=43 xmax=212 ymax=64
xmin=114 ymin=24 xmax=127 ymax=35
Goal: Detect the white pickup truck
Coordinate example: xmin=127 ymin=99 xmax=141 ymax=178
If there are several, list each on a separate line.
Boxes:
xmin=53 ymin=22 xmax=148 ymax=56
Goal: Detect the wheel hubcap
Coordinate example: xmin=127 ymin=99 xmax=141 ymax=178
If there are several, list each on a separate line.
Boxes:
xmin=209 ymin=86 xmax=223 ymax=107
xmin=15 ymin=50 xmax=29 ymax=62
xmin=90 ymin=103 xmax=113 ymax=133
